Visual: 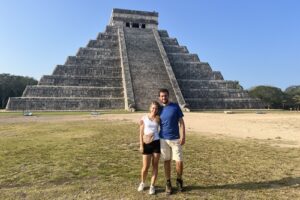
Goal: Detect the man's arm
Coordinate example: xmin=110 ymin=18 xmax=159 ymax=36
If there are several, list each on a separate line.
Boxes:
xmin=179 ymin=118 xmax=185 ymax=145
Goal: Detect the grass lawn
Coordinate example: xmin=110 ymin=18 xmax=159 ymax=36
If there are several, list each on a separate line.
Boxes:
xmin=0 ymin=118 xmax=299 ymax=199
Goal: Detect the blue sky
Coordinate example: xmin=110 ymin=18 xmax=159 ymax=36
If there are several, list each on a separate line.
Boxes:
xmin=0 ymin=0 xmax=299 ymax=90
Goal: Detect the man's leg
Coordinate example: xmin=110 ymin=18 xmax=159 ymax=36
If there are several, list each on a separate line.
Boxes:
xmin=164 ymin=160 xmax=172 ymax=194
xmin=171 ymin=140 xmax=184 ymax=191
xmin=176 ymin=161 xmax=183 ymax=179
xmin=176 ymin=161 xmax=184 ymax=191
xmin=160 ymin=139 xmax=171 ymax=180
xmin=164 ymin=160 xmax=171 ymax=180
xmin=160 ymin=139 xmax=172 ymax=194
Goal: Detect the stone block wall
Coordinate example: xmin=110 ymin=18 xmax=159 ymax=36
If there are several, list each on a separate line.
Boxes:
xmin=158 ymin=30 xmax=263 ymax=109
xmin=7 ymin=25 xmax=125 ymax=110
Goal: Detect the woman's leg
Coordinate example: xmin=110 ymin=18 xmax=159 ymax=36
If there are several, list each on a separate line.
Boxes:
xmin=141 ymin=154 xmax=152 ymax=183
xmin=150 ymin=153 xmax=160 ymax=186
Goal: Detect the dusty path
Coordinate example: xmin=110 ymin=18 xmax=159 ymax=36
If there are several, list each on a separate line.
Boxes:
xmin=1 ymin=112 xmax=300 ymax=147
xmin=99 ymin=112 xmax=300 ymax=147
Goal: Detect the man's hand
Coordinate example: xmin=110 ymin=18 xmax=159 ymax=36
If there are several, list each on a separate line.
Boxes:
xmin=179 ymin=118 xmax=186 ymax=145
xmin=180 ymin=137 xmax=185 ymax=145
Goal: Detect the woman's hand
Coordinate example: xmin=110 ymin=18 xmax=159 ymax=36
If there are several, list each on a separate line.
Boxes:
xmin=139 ymin=145 xmax=144 ymax=153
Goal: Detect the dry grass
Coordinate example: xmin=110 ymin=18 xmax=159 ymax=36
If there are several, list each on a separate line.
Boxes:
xmin=0 ymin=116 xmax=299 ymax=199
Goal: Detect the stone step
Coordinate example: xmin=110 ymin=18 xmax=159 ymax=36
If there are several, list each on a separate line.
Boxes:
xmin=81 ymin=46 xmax=119 ymax=51
xmin=171 ymin=62 xmax=214 ymax=80
xmin=65 ymin=56 xmax=120 ymax=65
xmin=54 ymin=61 xmax=120 ymax=68
xmin=181 ymin=88 xmax=249 ymax=98
xmin=177 ymin=79 xmax=242 ymax=89
xmin=23 ymin=85 xmax=123 ymax=98
xmin=77 ymin=47 xmax=120 ymax=58
xmin=163 ymin=45 xmax=189 ymax=53
xmin=185 ymin=98 xmax=264 ymax=109
xmin=172 ymin=68 xmax=213 ymax=80
xmin=6 ymin=97 xmax=124 ymax=110
xmin=76 ymin=49 xmax=120 ymax=59
xmin=53 ymin=65 xmax=122 ymax=76
xmin=105 ymin=25 xmax=119 ymax=34
xmin=160 ymin=37 xmax=179 ymax=45
xmin=158 ymin=30 xmax=169 ymax=38
xmin=97 ymin=32 xmax=119 ymax=40
xmin=39 ymin=75 xmax=122 ymax=87
xmin=125 ymin=27 xmax=153 ymax=33
xmin=167 ymin=53 xmax=200 ymax=63
xmin=172 ymin=61 xmax=211 ymax=69
xmin=87 ymin=39 xmax=119 ymax=48
xmin=212 ymin=71 xmax=224 ymax=80
xmin=172 ymin=61 xmax=213 ymax=70
xmin=76 ymin=47 xmax=119 ymax=58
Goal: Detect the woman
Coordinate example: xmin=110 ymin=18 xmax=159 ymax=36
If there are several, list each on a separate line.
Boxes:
xmin=137 ymin=101 xmax=161 ymax=195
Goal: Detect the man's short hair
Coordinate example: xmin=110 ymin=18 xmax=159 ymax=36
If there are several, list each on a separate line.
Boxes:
xmin=158 ymin=88 xmax=169 ymax=96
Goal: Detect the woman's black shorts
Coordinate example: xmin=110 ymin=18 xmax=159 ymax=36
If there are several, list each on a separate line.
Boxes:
xmin=143 ymin=139 xmax=161 ymax=155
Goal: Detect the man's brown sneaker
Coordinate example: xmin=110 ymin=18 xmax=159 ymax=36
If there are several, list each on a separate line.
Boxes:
xmin=165 ymin=180 xmax=172 ymax=195
xmin=176 ymin=178 xmax=183 ymax=192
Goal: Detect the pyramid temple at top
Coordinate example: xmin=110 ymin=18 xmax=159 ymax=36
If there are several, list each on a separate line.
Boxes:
xmin=6 ymin=8 xmax=263 ymax=111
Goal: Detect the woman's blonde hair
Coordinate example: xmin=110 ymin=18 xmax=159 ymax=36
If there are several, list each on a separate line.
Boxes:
xmin=149 ymin=101 xmax=160 ymax=123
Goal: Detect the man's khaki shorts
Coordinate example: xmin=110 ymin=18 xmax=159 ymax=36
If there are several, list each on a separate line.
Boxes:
xmin=160 ymin=139 xmax=183 ymax=161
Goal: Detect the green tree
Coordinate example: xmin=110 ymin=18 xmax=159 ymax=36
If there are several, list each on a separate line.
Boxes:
xmin=284 ymin=85 xmax=300 ymax=110
xmin=292 ymin=95 xmax=300 ymax=111
xmin=248 ymin=86 xmax=284 ymax=109
xmin=0 ymin=73 xmax=38 ymax=109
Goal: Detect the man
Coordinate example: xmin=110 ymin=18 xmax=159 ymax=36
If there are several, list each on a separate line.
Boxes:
xmin=158 ymin=88 xmax=185 ymax=195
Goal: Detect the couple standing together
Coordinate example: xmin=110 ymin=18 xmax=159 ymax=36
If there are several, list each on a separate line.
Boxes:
xmin=138 ymin=88 xmax=186 ymax=195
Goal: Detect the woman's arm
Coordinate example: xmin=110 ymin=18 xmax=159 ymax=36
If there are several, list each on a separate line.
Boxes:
xmin=139 ymin=120 xmax=144 ymax=153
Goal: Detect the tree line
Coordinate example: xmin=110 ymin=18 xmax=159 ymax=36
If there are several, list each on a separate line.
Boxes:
xmin=0 ymin=73 xmax=38 ymax=109
xmin=248 ymin=85 xmax=300 ymax=110
xmin=0 ymin=73 xmax=299 ymax=110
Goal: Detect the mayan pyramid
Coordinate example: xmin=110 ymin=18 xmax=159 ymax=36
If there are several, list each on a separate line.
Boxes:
xmin=6 ymin=8 xmax=263 ymax=111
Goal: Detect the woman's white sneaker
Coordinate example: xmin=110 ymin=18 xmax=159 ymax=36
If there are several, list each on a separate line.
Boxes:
xmin=149 ymin=186 xmax=155 ymax=195
xmin=137 ymin=182 xmax=145 ymax=192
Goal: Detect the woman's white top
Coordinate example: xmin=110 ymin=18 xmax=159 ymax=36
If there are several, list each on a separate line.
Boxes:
xmin=142 ymin=115 xmax=160 ymax=141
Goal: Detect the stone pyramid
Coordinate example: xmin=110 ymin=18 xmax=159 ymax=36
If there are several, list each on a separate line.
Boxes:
xmin=6 ymin=8 xmax=263 ymax=111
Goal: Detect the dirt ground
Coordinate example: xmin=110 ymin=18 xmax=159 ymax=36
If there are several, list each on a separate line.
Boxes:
xmin=99 ymin=112 xmax=300 ymax=148
xmin=1 ymin=111 xmax=300 ymax=147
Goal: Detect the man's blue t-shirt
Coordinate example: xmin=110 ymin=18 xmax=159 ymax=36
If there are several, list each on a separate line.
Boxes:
xmin=159 ymin=102 xmax=184 ymax=140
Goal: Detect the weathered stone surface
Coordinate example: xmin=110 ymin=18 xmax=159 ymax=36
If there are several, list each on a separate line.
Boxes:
xmin=124 ymin=28 xmax=177 ymax=110
xmin=23 ymin=86 xmax=123 ymax=98
xmin=159 ymin=28 xmax=263 ymax=109
xmin=53 ymin=65 xmax=121 ymax=77
xmin=186 ymin=98 xmax=262 ymax=109
xmin=39 ymin=75 xmax=122 ymax=87
xmin=6 ymin=8 xmax=263 ymax=111
xmin=118 ymin=27 xmax=136 ymax=111
xmin=7 ymin=97 xmax=124 ymax=110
